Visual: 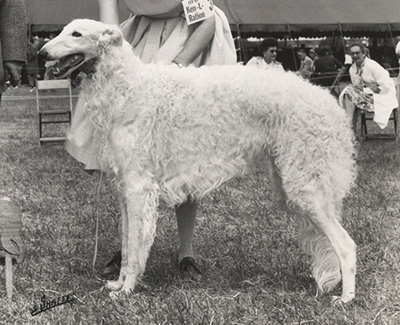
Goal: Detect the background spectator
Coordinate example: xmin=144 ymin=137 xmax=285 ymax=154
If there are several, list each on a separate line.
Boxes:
xmin=308 ymin=48 xmax=319 ymax=70
xmin=43 ymin=33 xmax=58 ymax=80
xmin=26 ymin=38 xmax=40 ymax=91
xmin=296 ymin=48 xmax=313 ymax=79
xmin=339 ymin=42 xmax=398 ymax=130
xmin=246 ymin=37 xmax=284 ymax=71
xmin=312 ymin=48 xmax=343 ymax=87
xmin=396 ymin=41 xmax=400 ymax=78
xmin=0 ymin=0 xmax=27 ymax=103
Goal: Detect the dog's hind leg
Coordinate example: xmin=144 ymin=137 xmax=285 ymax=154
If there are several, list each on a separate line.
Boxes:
xmin=110 ymin=172 xmax=159 ymax=297
xmin=297 ymin=197 xmax=356 ymax=304
xmin=266 ymin=154 xmax=287 ymax=207
xmin=106 ymin=192 xmax=128 ymax=291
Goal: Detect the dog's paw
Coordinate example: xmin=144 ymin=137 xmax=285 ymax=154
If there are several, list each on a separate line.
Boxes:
xmin=331 ymin=294 xmax=354 ymax=306
xmin=105 ymin=280 xmax=124 ymax=291
xmin=109 ymin=291 xmax=122 ymax=300
xmin=109 ymin=287 xmax=134 ymax=300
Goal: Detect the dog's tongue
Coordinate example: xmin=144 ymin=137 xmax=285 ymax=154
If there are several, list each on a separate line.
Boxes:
xmin=52 ymin=54 xmax=85 ymax=78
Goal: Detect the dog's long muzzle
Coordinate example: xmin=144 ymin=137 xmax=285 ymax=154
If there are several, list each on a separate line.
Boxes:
xmin=39 ymin=47 xmax=87 ymax=79
xmin=51 ymin=54 xmax=86 ymax=79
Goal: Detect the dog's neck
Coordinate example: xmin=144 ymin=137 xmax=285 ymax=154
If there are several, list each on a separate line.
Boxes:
xmin=80 ymin=41 xmax=144 ymax=124
xmin=84 ymin=41 xmax=143 ymax=86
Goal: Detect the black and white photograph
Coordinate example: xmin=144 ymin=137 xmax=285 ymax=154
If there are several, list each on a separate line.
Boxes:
xmin=0 ymin=0 xmax=399 ymax=324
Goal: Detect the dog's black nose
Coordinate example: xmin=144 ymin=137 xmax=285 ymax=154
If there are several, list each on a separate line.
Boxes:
xmin=38 ymin=48 xmax=52 ymax=61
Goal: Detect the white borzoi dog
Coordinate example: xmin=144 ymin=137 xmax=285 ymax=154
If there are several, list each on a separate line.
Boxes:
xmin=40 ymin=19 xmax=357 ymax=303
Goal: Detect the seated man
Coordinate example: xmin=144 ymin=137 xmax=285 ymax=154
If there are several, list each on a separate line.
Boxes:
xmin=295 ymin=48 xmax=313 ymax=79
xmin=312 ymin=48 xmax=343 ymax=87
xmin=339 ymin=42 xmax=398 ymax=130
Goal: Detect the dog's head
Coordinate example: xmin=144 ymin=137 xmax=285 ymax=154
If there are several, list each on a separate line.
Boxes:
xmin=40 ymin=19 xmax=124 ymax=79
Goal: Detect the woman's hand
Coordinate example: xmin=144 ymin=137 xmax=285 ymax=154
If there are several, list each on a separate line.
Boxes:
xmin=365 ymin=82 xmax=380 ymax=94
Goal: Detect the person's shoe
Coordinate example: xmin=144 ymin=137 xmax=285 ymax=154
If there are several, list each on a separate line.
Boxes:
xmin=179 ymin=256 xmax=202 ymax=281
xmin=103 ymin=251 xmax=121 ymax=276
xmin=29 ymin=86 xmax=36 ymax=92
xmin=102 ymin=251 xmax=203 ymax=280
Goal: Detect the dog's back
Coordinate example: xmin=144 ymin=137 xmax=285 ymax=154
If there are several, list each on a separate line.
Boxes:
xmin=85 ymin=56 xmax=355 ymax=206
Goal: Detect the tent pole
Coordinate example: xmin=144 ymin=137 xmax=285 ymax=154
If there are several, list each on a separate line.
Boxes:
xmin=287 ymin=24 xmax=298 ymax=70
xmin=235 ymin=23 xmax=243 ymax=63
xmin=387 ymin=22 xmax=396 ymax=49
xmin=338 ymin=23 xmax=346 ymax=54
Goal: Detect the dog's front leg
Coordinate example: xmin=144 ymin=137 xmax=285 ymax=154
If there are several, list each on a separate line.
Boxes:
xmin=109 ymin=172 xmax=159 ymax=298
xmin=106 ymin=192 xmax=128 ymax=291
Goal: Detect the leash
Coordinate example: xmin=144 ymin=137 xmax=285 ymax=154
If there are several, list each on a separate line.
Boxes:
xmin=92 ymin=171 xmax=104 ymax=272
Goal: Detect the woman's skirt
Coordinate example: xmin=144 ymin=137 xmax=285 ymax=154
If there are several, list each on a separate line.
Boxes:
xmin=341 ymin=85 xmax=374 ymax=112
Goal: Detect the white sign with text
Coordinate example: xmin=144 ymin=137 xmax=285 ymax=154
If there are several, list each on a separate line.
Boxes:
xmin=182 ymin=0 xmax=215 ymax=25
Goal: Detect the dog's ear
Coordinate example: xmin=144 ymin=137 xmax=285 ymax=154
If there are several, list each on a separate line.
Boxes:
xmin=97 ymin=26 xmax=123 ymax=49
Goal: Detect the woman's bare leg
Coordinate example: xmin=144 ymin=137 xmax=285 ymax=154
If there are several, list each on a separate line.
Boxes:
xmin=176 ymin=199 xmax=202 ymax=279
xmin=342 ymin=95 xmax=357 ymax=130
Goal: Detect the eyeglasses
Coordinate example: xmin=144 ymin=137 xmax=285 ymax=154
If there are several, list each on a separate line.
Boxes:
xmin=350 ymin=51 xmax=362 ymax=56
xmin=268 ymin=50 xmax=277 ymax=53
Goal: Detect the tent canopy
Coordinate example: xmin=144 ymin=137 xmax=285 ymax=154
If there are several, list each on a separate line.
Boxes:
xmin=28 ymin=0 xmax=400 ymax=36
xmin=214 ymin=0 xmax=400 ymax=36
xmin=27 ymin=0 xmax=129 ymax=32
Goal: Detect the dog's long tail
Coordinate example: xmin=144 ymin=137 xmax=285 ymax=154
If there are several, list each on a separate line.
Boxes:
xmin=297 ymin=216 xmax=341 ymax=293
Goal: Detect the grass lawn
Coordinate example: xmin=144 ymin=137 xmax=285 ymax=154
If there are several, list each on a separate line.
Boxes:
xmin=0 ymin=85 xmax=399 ymax=324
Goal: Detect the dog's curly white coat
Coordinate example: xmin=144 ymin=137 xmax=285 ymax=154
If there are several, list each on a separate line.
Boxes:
xmin=41 ymin=19 xmax=357 ymax=303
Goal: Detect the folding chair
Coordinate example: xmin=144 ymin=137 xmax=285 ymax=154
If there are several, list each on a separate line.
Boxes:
xmin=359 ymin=78 xmax=399 ymax=141
xmin=35 ymin=79 xmax=73 ymax=145
xmin=360 ymin=108 xmax=398 ymax=141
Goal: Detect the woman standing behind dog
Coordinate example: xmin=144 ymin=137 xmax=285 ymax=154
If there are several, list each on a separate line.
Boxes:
xmin=66 ymin=0 xmax=236 ymax=278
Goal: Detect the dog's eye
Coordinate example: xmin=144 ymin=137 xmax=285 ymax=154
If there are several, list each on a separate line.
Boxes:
xmin=72 ymin=31 xmax=82 ymax=37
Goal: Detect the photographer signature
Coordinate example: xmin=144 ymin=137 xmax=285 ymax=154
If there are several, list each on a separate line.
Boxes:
xmin=31 ymin=293 xmax=76 ymax=316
